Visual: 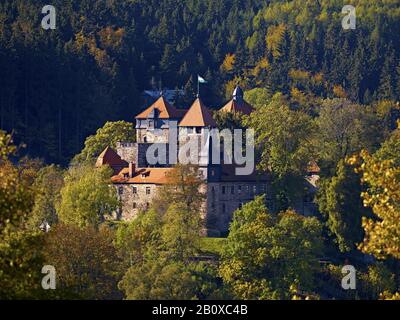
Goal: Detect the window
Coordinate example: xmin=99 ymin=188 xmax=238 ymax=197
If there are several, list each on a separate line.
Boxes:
xmin=253 ymin=185 xmax=257 ymax=194
xmin=231 ymin=186 xmax=235 ymax=194
xmin=146 ymin=187 xmax=151 ymax=195
xmin=195 ymin=127 xmax=201 ymax=134
xmin=238 ymin=186 xmax=242 ymax=194
xmin=238 ymin=202 xmax=243 ymax=209
xmin=143 ymin=136 xmax=148 ymax=143
xmin=222 ymin=186 xmax=226 ymax=194
xmin=132 ymin=186 xmax=137 ymax=194
xmin=118 ymin=187 xmax=124 ymax=195
xmin=133 ymin=202 xmax=137 ymax=209
xmin=211 ymin=170 xmax=215 ymax=176
xmin=146 ymin=202 xmax=150 ymax=209
xmin=245 ymin=185 xmax=250 ymax=193
xmin=222 ymin=203 xmax=226 ymax=213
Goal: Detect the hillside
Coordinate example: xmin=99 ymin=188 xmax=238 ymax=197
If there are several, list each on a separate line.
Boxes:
xmin=0 ymin=0 xmax=399 ymax=163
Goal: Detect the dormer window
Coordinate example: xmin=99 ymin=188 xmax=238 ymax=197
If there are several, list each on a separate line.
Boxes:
xmin=148 ymin=120 xmax=154 ymax=128
xmin=195 ymin=127 xmax=202 ymax=134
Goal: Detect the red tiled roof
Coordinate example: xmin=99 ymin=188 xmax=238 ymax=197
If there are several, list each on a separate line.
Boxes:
xmin=135 ymin=96 xmax=182 ymax=119
xmin=179 ymin=98 xmax=217 ymax=127
xmin=307 ymin=160 xmax=320 ymax=174
xmin=220 ymin=99 xmax=253 ymax=115
xmin=112 ymin=167 xmax=174 ymax=184
xmin=96 ymin=146 xmax=127 ymax=167
xmin=96 ymin=147 xmax=128 ymax=174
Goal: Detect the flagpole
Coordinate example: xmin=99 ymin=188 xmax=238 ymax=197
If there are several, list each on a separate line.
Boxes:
xmin=197 ymin=75 xmax=200 ymax=98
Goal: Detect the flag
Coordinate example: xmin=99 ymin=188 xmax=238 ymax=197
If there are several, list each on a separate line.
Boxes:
xmin=198 ymin=75 xmax=207 ymax=83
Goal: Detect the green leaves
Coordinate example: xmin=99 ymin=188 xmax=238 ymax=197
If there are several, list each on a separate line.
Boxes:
xmin=0 ymin=130 xmax=16 ymax=161
xmin=245 ymin=93 xmax=316 ymax=177
xmin=43 ymin=224 xmax=123 ymax=299
xmin=316 ymin=160 xmax=367 ymax=253
xmin=220 ymin=196 xmax=323 ymax=299
xmin=72 ymin=121 xmax=135 ymax=164
xmin=57 ymin=164 xmax=119 ymax=228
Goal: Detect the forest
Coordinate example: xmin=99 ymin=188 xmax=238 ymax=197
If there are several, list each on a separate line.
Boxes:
xmin=0 ymin=0 xmax=399 ymax=163
xmin=1 ymin=0 xmax=400 ymax=301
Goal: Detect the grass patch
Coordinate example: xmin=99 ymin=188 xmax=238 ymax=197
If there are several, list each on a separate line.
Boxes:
xmin=199 ymin=237 xmax=227 ymax=256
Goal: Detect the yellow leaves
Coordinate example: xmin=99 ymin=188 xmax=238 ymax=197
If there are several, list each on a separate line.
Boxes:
xmin=347 ymin=154 xmax=360 ymax=167
xmin=0 ymin=130 xmax=16 ymax=161
xmin=351 ymin=150 xmax=400 ymax=259
xmin=289 ymin=69 xmax=310 ymax=82
xmin=252 ymin=58 xmax=269 ymax=79
xmin=224 ymin=76 xmax=243 ymax=100
xmin=98 ymin=27 xmax=125 ymax=49
xmin=265 ymin=24 xmax=286 ymax=58
xmin=74 ymin=30 xmax=113 ymax=74
xmin=333 ymin=84 xmax=347 ymax=98
xmin=313 ymin=72 xmax=324 ymax=84
xmin=290 ymin=87 xmax=306 ymax=102
xmin=380 ymin=291 xmax=400 ymax=300
xmin=375 ymin=100 xmax=396 ymax=118
xmin=221 ymin=53 xmax=236 ymax=72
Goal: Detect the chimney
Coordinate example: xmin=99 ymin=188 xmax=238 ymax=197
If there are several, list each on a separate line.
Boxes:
xmin=129 ymin=162 xmax=136 ymax=178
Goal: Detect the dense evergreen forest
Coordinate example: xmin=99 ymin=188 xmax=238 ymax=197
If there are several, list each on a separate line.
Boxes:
xmin=2 ymin=0 xmax=400 ymax=301
xmin=0 ymin=0 xmax=399 ymax=163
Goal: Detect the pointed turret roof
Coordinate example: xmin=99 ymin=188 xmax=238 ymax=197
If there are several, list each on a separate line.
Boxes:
xmin=135 ymin=96 xmax=183 ymax=119
xmin=219 ymin=85 xmax=253 ymax=115
xmin=179 ymin=98 xmax=217 ymax=127
xmin=96 ymin=146 xmax=128 ymax=172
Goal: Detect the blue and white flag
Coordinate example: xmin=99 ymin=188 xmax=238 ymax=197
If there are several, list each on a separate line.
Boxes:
xmin=198 ymin=75 xmax=207 ymax=83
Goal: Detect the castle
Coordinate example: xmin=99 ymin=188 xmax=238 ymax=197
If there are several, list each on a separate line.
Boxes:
xmin=96 ymin=87 xmax=319 ymax=236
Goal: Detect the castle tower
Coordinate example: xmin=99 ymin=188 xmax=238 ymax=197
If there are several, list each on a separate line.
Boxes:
xmin=178 ymin=98 xmax=220 ymax=180
xmin=219 ymin=85 xmax=253 ymax=115
xmin=135 ymin=94 xmax=184 ymax=143
xmin=133 ymin=94 xmax=186 ymax=167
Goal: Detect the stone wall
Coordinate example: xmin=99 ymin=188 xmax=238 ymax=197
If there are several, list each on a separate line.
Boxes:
xmin=137 ymin=128 xmax=170 ymax=143
xmin=205 ymin=181 xmax=271 ymax=236
xmin=113 ymin=180 xmax=272 ymax=236
xmin=114 ymin=183 xmax=160 ymax=220
xmin=116 ymin=142 xmax=137 ymax=163
xmin=136 ymin=143 xmax=171 ymax=167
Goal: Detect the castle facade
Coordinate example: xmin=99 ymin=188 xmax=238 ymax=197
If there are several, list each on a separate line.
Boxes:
xmin=96 ymin=87 xmax=272 ymax=236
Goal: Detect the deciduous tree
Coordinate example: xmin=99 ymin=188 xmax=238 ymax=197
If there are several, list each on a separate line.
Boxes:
xmin=58 ymin=164 xmax=119 ymax=228
xmin=220 ymin=196 xmax=323 ymax=299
